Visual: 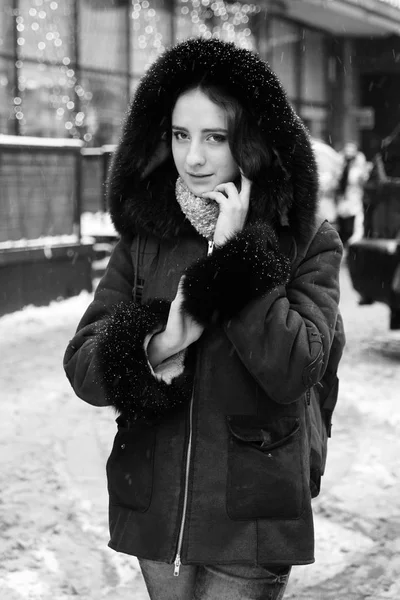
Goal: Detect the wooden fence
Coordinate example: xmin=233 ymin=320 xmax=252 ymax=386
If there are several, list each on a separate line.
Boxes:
xmin=0 ymin=135 xmax=95 ymax=315
xmin=0 ymin=135 xmax=83 ymax=244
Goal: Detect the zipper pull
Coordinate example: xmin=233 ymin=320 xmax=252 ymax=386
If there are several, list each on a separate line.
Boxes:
xmin=174 ymin=554 xmax=181 ymax=577
xmin=207 ymin=240 xmax=214 ymax=256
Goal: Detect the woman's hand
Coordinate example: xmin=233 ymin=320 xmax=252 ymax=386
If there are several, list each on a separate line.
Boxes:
xmin=202 ymin=171 xmax=251 ymax=246
xmin=147 ymin=278 xmax=204 ymax=368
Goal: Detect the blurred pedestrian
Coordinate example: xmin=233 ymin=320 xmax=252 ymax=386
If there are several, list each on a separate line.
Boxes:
xmin=312 ymin=138 xmax=342 ymax=225
xmin=64 ymin=38 xmax=344 ymax=600
xmin=335 ymin=141 xmax=371 ymax=246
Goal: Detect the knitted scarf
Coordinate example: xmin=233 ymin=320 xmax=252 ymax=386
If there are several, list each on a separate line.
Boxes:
xmin=175 ymin=177 xmax=219 ymax=241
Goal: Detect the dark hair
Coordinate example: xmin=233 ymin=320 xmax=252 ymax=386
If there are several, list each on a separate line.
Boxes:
xmin=171 ymin=82 xmax=273 ymax=183
xmin=171 ymin=82 xmax=290 ymax=227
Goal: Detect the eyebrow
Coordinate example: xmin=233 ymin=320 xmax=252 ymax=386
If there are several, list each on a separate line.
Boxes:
xmin=172 ymin=126 xmax=228 ymax=134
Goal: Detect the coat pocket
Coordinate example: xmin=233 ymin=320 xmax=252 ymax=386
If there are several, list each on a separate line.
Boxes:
xmin=106 ymin=419 xmax=156 ymax=512
xmin=226 ymin=415 xmax=304 ymax=520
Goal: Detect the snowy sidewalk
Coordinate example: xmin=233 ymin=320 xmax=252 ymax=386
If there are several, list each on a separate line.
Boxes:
xmin=0 ymin=266 xmax=400 ymax=599
xmin=0 ymin=293 xmax=147 ymax=599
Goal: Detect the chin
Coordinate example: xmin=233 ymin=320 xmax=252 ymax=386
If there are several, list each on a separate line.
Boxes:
xmin=193 ymin=186 xmax=212 ymax=197
xmin=185 ymin=180 xmax=214 ymax=196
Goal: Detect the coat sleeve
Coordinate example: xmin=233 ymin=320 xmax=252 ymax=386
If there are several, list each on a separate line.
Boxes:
xmin=223 ymin=223 xmax=343 ymax=403
xmin=181 ymin=221 xmax=343 ymax=404
xmin=63 ymin=236 xmax=192 ymax=422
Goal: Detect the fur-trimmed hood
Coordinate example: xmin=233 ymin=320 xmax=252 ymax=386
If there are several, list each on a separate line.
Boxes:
xmin=107 ymin=37 xmax=319 ymax=242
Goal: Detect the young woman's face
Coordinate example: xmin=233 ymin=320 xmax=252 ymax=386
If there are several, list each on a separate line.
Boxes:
xmin=171 ymin=88 xmax=240 ymax=195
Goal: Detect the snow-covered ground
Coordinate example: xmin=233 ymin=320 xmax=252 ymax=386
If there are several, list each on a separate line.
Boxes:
xmin=0 ymin=292 xmax=147 ymax=600
xmin=0 ymin=211 xmax=116 ymax=251
xmin=0 ymin=266 xmax=400 ymax=599
xmin=80 ymin=212 xmax=117 ymax=238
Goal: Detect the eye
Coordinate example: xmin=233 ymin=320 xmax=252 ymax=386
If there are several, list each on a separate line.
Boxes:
xmin=172 ymin=131 xmax=189 ymax=141
xmin=207 ymin=134 xmax=227 ymax=144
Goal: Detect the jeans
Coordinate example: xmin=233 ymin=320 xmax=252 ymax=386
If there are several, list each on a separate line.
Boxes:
xmin=139 ymin=558 xmax=291 ymax=600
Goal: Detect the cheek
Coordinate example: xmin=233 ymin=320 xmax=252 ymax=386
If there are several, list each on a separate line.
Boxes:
xmin=221 ymin=146 xmax=236 ymax=167
xmin=221 ymin=153 xmax=239 ymax=178
xmin=172 ymin=144 xmax=183 ymax=168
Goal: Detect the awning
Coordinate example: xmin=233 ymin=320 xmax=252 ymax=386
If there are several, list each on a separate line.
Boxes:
xmin=278 ymin=0 xmax=400 ymax=36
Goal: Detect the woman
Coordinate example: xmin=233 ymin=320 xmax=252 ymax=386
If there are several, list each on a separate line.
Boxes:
xmin=64 ymin=38 xmax=345 ymax=599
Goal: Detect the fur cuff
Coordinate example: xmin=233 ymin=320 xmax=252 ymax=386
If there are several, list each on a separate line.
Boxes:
xmin=181 ymin=222 xmax=291 ymax=325
xmin=95 ymin=300 xmax=193 ymax=423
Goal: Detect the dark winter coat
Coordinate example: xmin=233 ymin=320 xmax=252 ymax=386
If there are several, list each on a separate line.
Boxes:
xmin=64 ymin=38 xmax=345 ymax=568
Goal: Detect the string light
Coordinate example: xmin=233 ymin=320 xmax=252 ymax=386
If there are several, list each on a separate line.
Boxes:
xmin=131 ymin=0 xmax=260 ymax=72
xmin=13 ymin=0 xmax=89 ymax=138
xmin=176 ymin=0 xmax=260 ymax=47
xmin=131 ymin=0 xmax=168 ymax=70
xmin=4 ymin=0 xmax=262 ymax=140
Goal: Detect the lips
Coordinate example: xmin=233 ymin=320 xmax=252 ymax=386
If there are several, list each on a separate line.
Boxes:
xmin=187 ymin=173 xmax=212 ymax=178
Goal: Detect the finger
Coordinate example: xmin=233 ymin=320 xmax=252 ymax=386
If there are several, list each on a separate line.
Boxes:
xmin=175 ymin=277 xmax=187 ymax=302
xmin=211 ymin=182 xmax=241 ymax=207
xmin=170 ymin=277 xmax=185 ymax=307
xmin=213 ymin=182 xmax=239 ymax=196
xmin=201 ymin=190 xmax=230 ymax=206
xmin=176 ymin=277 xmax=189 ymax=305
xmin=240 ymin=171 xmax=252 ymax=192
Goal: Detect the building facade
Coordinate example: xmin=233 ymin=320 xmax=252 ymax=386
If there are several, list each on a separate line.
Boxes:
xmin=1 ymin=0 xmax=400 ymax=152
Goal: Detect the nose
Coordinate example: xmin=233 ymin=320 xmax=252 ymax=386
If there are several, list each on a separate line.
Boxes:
xmin=186 ymin=140 xmax=206 ymax=168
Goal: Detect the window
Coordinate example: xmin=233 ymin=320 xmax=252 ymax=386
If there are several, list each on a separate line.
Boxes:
xmin=131 ymin=0 xmax=172 ymax=76
xmin=79 ymin=71 xmax=128 ymax=145
xmin=2 ymin=0 xmax=262 ymax=142
xmin=175 ymin=0 xmax=258 ymax=50
xmin=0 ymin=0 xmax=14 ymax=56
xmin=175 ymin=0 xmax=210 ymax=42
xmin=0 ymin=57 xmax=15 ymax=134
xmin=79 ymin=0 xmax=128 ymax=71
xmin=18 ymin=62 xmax=74 ymax=137
xmin=0 ymin=1 xmax=16 ymax=133
xmin=301 ymin=29 xmax=327 ymax=104
xmin=268 ymin=18 xmax=299 ymax=100
xmin=18 ymin=0 xmax=75 ymax=63
xmin=299 ymin=29 xmax=329 ymax=140
xmin=78 ymin=0 xmax=131 ymax=143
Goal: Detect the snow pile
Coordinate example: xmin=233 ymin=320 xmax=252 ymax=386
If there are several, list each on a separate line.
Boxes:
xmin=81 ymin=211 xmax=117 ymax=238
xmin=0 ymin=213 xmax=117 ymax=252
xmin=0 ymin=292 xmax=93 ymax=338
xmin=0 ymin=234 xmax=81 ymax=251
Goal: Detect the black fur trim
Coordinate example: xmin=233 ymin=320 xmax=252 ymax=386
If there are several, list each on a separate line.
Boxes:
xmin=95 ymin=299 xmax=193 ymax=423
xmin=181 ymin=222 xmax=291 ymax=325
xmin=107 ymin=38 xmax=318 ymax=243
xmin=107 ymin=156 xmax=197 ymax=240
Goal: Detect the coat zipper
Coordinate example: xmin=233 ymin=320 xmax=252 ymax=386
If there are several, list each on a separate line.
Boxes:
xmin=173 ymin=239 xmax=213 ymax=577
xmin=173 ymin=392 xmax=194 ymax=576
